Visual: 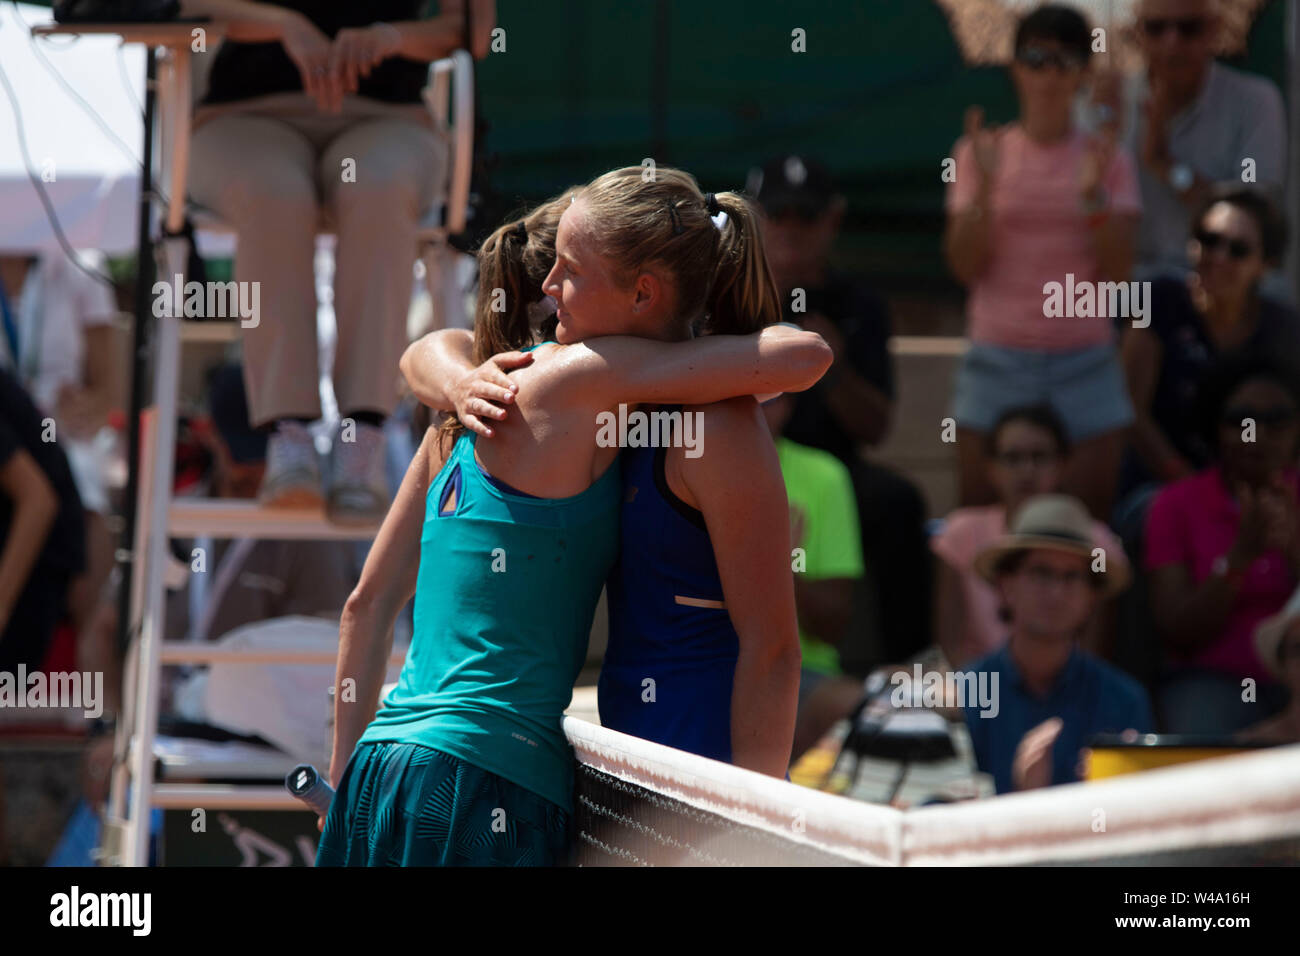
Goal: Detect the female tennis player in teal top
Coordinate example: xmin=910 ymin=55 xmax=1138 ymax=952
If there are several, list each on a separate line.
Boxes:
xmin=316 ymin=170 xmax=828 ymax=866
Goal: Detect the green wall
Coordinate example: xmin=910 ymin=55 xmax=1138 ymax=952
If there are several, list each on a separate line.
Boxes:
xmin=474 ymin=0 xmax=1290 ymax=286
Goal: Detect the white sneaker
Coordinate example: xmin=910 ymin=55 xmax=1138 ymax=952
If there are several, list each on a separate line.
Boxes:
xmin=259 ymin=420 xmax=323 ymax=509
xmin=326 ymin=420 xmax=388 ymax=525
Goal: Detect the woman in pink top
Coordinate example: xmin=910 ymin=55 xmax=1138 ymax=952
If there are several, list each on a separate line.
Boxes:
xmin=932 ymin=404 xmax=1128 ymax=668
xmin=1146 ymin=354 xmax=1300 ymax=734
xmin=944 ymin=5 xmax=1142 ymax=521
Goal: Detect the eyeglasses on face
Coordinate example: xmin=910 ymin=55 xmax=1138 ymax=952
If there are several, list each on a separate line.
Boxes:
xmin=1140 ymin=17 xmax=1208 ymax=39
xmin=1194 ymin=228 xmax=1258 ymax=261
xmin=1014 ymin=46 xmax=1085 ymax=72
xmin=1020 ymin=564 xmax=1091 ymax=589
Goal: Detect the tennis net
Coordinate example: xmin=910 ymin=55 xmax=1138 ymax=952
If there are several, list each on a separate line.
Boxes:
xmin=563 ymin=717 xmax=1300 ymax=867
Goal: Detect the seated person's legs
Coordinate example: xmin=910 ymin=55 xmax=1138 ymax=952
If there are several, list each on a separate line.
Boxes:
xmin=190 ymin=115 xmax=323 ymax=506
xmin=319 ymin=118 xmax=445 ymax=522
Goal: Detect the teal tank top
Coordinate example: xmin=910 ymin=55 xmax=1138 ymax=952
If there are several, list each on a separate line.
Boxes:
xmin=360 ymin=431 xmax=621 ymax=811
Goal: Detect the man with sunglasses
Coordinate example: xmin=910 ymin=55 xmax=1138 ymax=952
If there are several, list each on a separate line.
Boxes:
xmin=1086 ymin=0 xmax=1286 ymax=280
xmin=958 ymin=494 xmax=1151 ymax=794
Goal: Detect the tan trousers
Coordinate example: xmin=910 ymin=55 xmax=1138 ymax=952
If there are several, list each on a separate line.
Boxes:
xmin=189 ymin=93 xmax=446 ymax=426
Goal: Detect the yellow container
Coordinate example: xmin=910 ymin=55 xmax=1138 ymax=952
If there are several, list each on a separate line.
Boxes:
xmin=1083 ymin=734 xmax=1274 ymax=781
xmin=1085 ymin=746 xmax=1244 ymax=780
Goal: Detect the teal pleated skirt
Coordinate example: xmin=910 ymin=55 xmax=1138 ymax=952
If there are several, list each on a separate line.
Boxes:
xmin=315 ymin=741 xmax=572 ymax=867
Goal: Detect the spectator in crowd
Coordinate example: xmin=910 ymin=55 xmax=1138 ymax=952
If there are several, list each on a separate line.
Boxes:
xmin=1119 ymin=189 xmax=1298 ymax=510
xmin=1145 ymin=353 xmax=1300 ymax=733
xmin=759 ymin=392 xmax=867 ymax=761
xmin=1240 ymin=585 xmax=1300 ymax=744
xmin=1087 ymin=0 xmax=1287 ymax=280
xmin=181 ymin=0 xmax=493 ymax=524
xmin=960 ymin=495 xmax=1151 ymax=794
xmin=751 ymin=153 xmax=932 ymax=666
xmin=932 ymin=405 xmax=1128 ymax=669
xmin=945 ymin=4 xmax=1141 ymax=521
xmin=0 ymin=366 xmax=85 ymax=673
xmin=0 ymin=251 xmax=121 ymax=649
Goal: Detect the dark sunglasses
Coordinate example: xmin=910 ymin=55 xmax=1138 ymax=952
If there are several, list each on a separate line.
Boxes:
xmin=1220 ymin=405 xmax=1298 ymax=427
xmin=1140 ymin=17 xmax=1208 ymax=39
xmin=1195 ymin=228 xmax=1258 ymax=261
xmin=1015 ymin=46 xmax=1084 ymax=72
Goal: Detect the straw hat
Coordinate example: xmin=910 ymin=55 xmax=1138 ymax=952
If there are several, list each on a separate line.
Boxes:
xmin=972 ymin=494 xmax=1130 ymax=597
xmin=1254 ymin=584 xmax=1300 ymax=680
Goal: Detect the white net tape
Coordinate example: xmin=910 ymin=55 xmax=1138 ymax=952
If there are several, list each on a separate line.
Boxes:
xmin=564 ymin=718 xmax=1300 ymax=866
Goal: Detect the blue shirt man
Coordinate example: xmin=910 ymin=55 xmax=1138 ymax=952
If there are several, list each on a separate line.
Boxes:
xmin=961 ymin=644 xmax=1154 ymax=794
xmin=959 ymin=494 xmax=1155 ymax=795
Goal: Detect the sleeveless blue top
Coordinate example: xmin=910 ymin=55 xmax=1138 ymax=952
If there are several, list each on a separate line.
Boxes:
xmin=600 ymin=413 xmax=739 ymax=763
xmin=361 ymin=431 xmax=622 ymax=811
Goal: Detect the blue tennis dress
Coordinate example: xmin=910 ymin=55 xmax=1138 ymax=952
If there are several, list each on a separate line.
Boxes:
xmin=600 ymin=428 xmax=739 ymax=763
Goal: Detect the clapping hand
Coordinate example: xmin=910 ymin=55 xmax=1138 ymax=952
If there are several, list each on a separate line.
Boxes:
xmin=1140 ymin=77 xmax=1173 ymax=176
xmin=1080 ymin=127 xmax=1117 ymax=205
xmin=963 ymin=105 xmax=1002 ymax=190
xmin=1255 ymin=477 xmax=1300 ymax=567
xmin=1233 ymin=482 xmax=1278 ymax=567
xmin=1089 ymin=68 xmax=1123 ymax=133
xmin=1012 ymin=717 xmax=1063 ymax=792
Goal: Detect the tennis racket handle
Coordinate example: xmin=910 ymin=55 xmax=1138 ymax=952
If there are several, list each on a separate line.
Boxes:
xmin=286 ymin=764 xmax=336 ymax=817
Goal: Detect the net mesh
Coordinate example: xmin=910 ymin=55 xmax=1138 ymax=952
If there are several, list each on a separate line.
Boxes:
xmin=564 ymin=718 xmax=1300 ymax=867
xmin=573 ymin=763 xmax=862 ymax=866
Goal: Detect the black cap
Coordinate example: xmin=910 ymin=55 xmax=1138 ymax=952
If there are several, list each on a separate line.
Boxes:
xmin=208 ymin=363 xmax=266 ymax=465
xmin=746 ymin=154 xmax=837 ymax=219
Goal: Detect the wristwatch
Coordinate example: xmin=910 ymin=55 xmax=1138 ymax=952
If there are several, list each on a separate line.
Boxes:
xmin=1167 ymin=163 xmax=1195 ymax=195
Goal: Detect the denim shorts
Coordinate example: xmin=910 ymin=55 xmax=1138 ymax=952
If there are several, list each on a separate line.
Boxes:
xmin=950 ymin=341 xmax=1134 ymax=441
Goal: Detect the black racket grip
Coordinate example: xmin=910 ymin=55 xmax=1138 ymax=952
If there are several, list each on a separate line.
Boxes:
xmin=286 ymin=764 xmax=336 ymax=817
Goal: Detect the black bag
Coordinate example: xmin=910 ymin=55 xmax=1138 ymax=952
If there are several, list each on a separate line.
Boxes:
xmin=53 ymin=0 xmax=180 ymax=23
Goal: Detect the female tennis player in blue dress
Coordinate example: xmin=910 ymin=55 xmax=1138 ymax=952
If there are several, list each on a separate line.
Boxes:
xmin=406 ymin=167 xmax=808 ymax=780
xmin=317 ymin=169 xmax=827 ymax=866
